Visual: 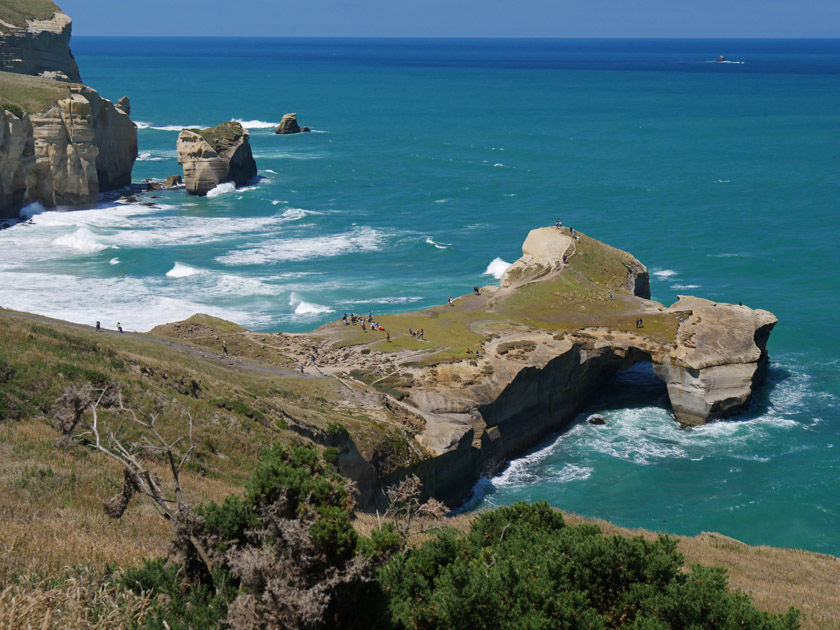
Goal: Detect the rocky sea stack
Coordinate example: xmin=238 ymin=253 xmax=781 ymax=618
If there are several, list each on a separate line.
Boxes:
xmin=275 ymin=112 xmax=310 ymax=134
xmin=177 ymin=121 xmax=257 ymax=196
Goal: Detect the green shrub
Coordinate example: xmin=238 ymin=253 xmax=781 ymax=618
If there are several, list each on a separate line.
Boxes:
xmin=376 ymin=501 xmax=800 ymax=630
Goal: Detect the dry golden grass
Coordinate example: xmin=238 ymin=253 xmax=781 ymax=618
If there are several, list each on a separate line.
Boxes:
xmin=354 ymin=510 xmax=840 ymax=630
xmin=0 ymin=420 xmax=240 ymax=580
xmin=0 ymin=565 xmax=150 ymax=630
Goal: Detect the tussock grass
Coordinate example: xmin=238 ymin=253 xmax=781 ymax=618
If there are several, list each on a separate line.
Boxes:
xmin=0 ymin=70 xmax=71 ymax=115
xmin=0 ymin=565 xmax=150 ymax=630
xmin=0 ymin=0 xmax=57 ymax=32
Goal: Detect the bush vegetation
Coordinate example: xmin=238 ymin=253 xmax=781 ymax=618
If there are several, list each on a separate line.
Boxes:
xmin=122 ymin=447 xmax=799 ymax=630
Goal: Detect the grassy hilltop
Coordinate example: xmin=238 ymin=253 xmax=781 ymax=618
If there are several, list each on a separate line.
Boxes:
xmin=0 ymin=0 xmax=58 ymax=33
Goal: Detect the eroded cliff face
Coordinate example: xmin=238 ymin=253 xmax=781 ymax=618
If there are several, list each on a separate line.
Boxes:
xmin=177 ymin=122 xmax=257 ymax=196
xmin=283 ymin=226 xmax=780 ymax=507
xmin=0 ymin=86 xmax=137 ymax=217
xmin=0 ymin=8 xmax=81 ymax=82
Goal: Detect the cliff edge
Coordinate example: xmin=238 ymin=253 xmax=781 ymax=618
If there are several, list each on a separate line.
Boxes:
xmin=0 ymin=0 xmax=81 ymax=82
xmin=0 ymin=2 xmax=137 ymax=219
xmin=151 ymin=227 xmax=777 ymax=509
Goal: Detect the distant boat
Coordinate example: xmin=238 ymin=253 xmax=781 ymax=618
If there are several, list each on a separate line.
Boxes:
xmin=707 ymin=55 xmax=745 ymax=65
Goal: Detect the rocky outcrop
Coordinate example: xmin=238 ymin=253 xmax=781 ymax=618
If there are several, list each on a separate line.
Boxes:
xmin=0 ymin=85 xmax=137 ymax=217
xmin=275 ymin=113 xmax=310 ymax=135
xmin=0 ymin=3 xmax=137 ymax=219
xmin=177 ymin=121 xmax=257 ymax=196
xmin=290 ymin=226 xmax=778 ymax=506
xmin=653 ymin=296 xmax=777 ymax=425
xmin=0 ymin=107 xmax=35 ymax=217
xmin=0 ymin=6 xmax=81 ymax=82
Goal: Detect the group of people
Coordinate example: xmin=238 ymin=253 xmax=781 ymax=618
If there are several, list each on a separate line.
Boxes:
xmin=408 ymin=328 xmax=425 ymax=340
xmin=94 ymin=321 xmax=122 ymax=333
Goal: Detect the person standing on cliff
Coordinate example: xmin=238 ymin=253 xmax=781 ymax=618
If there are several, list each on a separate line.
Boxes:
xmin=95 ymin=321 xmax=101 ymax=332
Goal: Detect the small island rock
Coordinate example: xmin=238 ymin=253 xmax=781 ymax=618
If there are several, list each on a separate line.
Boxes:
xmin=275 ymin=113 xmax=302 ymax=135
xmin=587 ymin=414 xmax=607 ymax=425
xmin=176 ymin=121 xmax=257 ymax=196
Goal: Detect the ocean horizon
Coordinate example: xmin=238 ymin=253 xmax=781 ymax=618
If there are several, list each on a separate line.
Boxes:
xmin=1 ymin=37 xmax=838 ymax=554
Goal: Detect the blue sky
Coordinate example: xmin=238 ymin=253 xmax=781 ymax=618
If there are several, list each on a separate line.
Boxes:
xmin=60 ymin=0 xmax=838 ymax=38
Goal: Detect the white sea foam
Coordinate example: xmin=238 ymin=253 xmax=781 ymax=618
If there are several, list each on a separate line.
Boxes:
xmin=109 ymin=257 xmax=120 ymax=265
xmin=671 ymin=284 xmax=700 ymax=290
xmin=434 ymin=198 xmax=450 ymax=204
xmin=52 ymin=227 xmax=114 ymax=254
xmin=265 ymin=169 xmax=278 ymax=175
xmin=289 ymin=292 xmax=333 ymax=316
xmin=216 ymin=227 xmax=384 ymax=266
xmin=504 ymin=193 xmax=517 ymax=197
xmin=137 ymin=151 xmax=169 ymax=162
xmin=251 ymin=151 xmax=325 ymax=160
xmin=232 ymin=119 xmax=279 ymax=129
xmin=493 ymin=163 xmax=504 ymax=167
xmin=653 ymin=269 xmax=677 ymax=278
xmin=150 ymin=124 xmax=202 ymax=132
xmin=18 ymin=202 xmax=47 ymax=220
xmin=366 ymin=296 xmax=423 ymax=305
xmin=484 ymin=257 xmax=512 ymax=280
xmin=206 ymin=182 xmax=237 ymax=198
xmin=166 ymin=262 xmax=203 ymax=278
xmin=425 ymin=237 xmax=447 ymax=250
xmin=134 ymin=121 xmax=151 ymax=129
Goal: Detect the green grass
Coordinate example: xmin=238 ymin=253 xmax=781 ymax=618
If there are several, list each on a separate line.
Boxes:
xmin=186 ymin=121 xmax=245 ymax=153
xmin=0 ymin=0 xmax=57 ymax=33
xmin=0 ymin=70 xmax=71 ymax=114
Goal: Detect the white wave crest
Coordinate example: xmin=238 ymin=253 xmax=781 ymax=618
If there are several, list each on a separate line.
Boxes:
xmin=52 ymin=227 xmax=114 ymax=254
xmin=493 ymin=163 xmax=505 ymax=167
xmin=166 ymin=262 xmax=203 ymax=278
xmin=206 ymin=182 xmax=237 ymax=198
xmin=653 ymin=269 xmax=677 ymax=278
xmin=425 ymin=237 xmax=447 ymax=250
xmin=671 ymin=284 xmax=700 ymax=290
xmin=484 ymin=257 xmax=512 ymax=280
xmin=232 ymin=119 xmax=280 ymax=129
xmin=434 ymin=198 xmax=450 ymax=204
xmin=134 ymin=121 xmax=151 ymax=129
xmin=150 ymin=124 xmax=203 ymax=132
xmin=109 ymin=257 xmax=120 ymax=265
xmin=216 ymin=227 xmax=384 ymax=266
xmin=289 ymin=292 xmax=333 ymax=316
xmin=18 ymin=202 xmax=47 ymax=220
xmin=367 ymin=296 xmax=423 ymax=304
xmin=265 ymin=169 xmax=278 ymax=174
xmin=137 ymin=151 xmax=169 ymax=162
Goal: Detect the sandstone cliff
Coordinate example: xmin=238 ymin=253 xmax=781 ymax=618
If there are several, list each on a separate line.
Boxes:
xmin=154 ymin=227 xmax=778 ymax=509
xmin=0 ymin=79 xmax=137 ymax=218
xmin=177 ymin=121 xmax=257 ymax=196
xmin=0 ymin=2 xmax=81 ymax=82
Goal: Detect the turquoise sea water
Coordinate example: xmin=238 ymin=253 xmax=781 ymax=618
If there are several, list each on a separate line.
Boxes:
xmin=1 ymin=38 xmax=838 ymax=554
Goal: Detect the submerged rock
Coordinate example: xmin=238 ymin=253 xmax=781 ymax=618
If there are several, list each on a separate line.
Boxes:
xmin=587 ymin=414 xmax=606 ymax=425
xmin=176 ymin=121 xmax=257 ymax=196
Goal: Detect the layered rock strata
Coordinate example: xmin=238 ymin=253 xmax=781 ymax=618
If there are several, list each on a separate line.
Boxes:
xmin=177 ymin=121 xmax=257 ymax=196
xmin=289 ymin=226 xmax=777 ymax=508
xmin=0 ymin=5 xmax=81 ymax=82
xmin=0 ymin=84 xmax=137 ymax=217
